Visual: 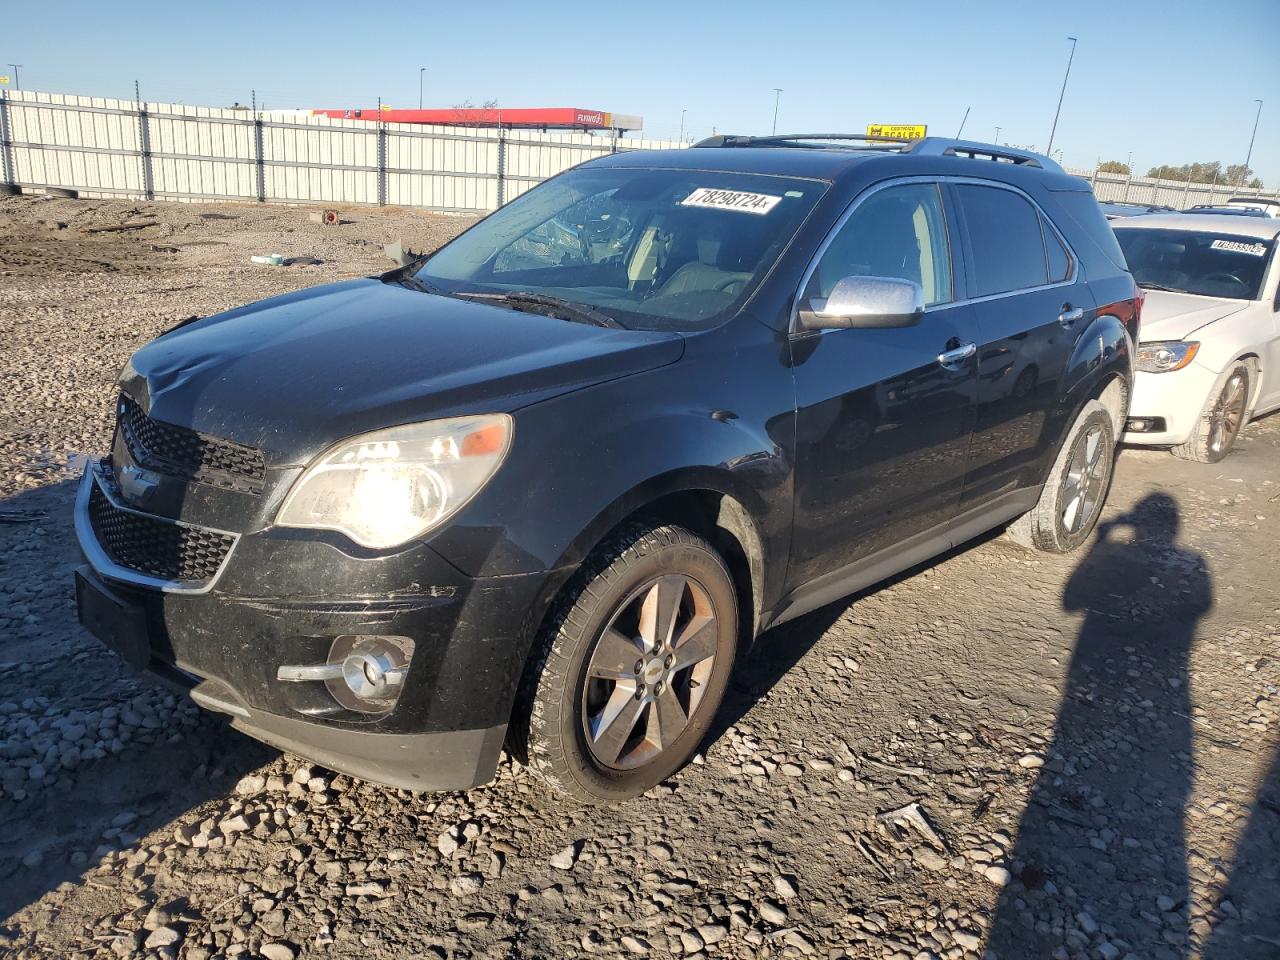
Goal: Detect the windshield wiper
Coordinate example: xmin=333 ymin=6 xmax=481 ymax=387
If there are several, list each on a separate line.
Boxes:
xmin=455 ymin=291 xmax=625 ymax=329
xmin=1137 ymin=282 xmax=1183 ymax=293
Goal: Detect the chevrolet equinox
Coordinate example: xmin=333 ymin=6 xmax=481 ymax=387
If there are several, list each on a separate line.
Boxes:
xmin=75 ymin=135 xmax=1139 ymax=803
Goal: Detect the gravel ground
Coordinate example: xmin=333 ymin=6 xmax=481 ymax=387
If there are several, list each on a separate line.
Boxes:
xmin=0 ymin=194 xmax=1277 ymax=960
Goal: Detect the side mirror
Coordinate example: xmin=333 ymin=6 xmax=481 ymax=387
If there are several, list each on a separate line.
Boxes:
xmin=798 ymin=275 xmax=925 ymax=331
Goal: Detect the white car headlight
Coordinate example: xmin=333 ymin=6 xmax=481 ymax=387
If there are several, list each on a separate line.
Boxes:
xmin=277 ymin=414 xmax=512 ymax=549
xmin=1136 ymin=340 xmax=1199 ymax=374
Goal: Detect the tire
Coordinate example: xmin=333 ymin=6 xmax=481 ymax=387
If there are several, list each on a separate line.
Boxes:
xmin=1007 ymin=400 xmax=1116 ymax=553
xmin=1171 ymin=361 xmax=1251 ymax=464
xmin=44 ymin=186 xmax=79 ymax=199
xmin=511 ymin=523 xmax=738 ymax=804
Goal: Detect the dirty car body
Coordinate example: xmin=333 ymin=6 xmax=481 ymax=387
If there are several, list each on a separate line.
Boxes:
xmin=74 ymin=137 xmax=1137 ymax=794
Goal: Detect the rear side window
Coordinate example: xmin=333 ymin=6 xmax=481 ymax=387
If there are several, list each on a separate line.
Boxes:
xmin=1043 ymin=214 xmax=1071 ymax=282
xmin=956 ymin=184 xmax=1049 ymax=296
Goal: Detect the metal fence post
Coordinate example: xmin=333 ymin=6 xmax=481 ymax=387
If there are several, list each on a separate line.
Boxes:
xmin=1122 ymin=173 xmax=1132 ymax=202
xmin=0 ymin=91 xmax=16 ymax=189
xmin=1180 ymin=176 xmax=1191 ymax=210
xmin=135 ymin=83 xmax=154 ymax=201
xmin=376 ymin=98 xmax=387 ymax=206
xmin=253 ymin=115 xmax=265 ymax=202
xmin=496 ymin=126 xmax=506 ymax=208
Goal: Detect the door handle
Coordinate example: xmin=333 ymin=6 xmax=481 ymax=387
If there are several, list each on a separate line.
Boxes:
xmin=1058 ymin=305 xmax=1085 ymax=328
xmin=937 ymin=342 xmax=977 ymax=366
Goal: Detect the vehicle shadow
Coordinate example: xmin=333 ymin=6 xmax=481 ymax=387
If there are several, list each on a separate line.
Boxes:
xmin=0 ymin=477 xmax=270 ymax=925
xmin=985 ymin=492 xmax=1211 ymax=959
xmin=704 ymin=530 xmax=1006 ymax=747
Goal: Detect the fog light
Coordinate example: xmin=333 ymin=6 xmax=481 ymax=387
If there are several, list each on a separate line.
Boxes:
xmin=276 ymin=635 xmax=414 ymax=715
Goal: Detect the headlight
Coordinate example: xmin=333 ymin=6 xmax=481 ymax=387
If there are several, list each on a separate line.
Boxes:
xmin=277 ymin=414 xmax=512 ymax=549
xmin=1136 ymin=340 xmax=1199 ymax=374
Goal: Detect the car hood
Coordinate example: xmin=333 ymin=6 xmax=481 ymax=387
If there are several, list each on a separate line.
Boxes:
xmin=122 ymin=278 xmax=684 ymax=464
xmin=1138 ymin=289 xmax=1249 ymax=342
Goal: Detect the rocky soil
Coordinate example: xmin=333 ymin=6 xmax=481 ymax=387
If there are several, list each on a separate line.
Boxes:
xmin=0 ymin=194 xmax=1277 ymax=960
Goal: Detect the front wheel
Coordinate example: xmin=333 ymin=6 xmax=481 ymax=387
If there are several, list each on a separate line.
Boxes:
xmin=1007 ymin=400 xmax=1116 ymax=553
xmin=1172 ymin=361 xmax=1251 ymax=463
xmin=511 ymin=523 xmax=737 ymax=803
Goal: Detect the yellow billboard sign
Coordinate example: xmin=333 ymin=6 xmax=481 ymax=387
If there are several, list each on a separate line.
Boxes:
xmin=0 ymin=76 xmax=9 ymax=85
xmin=866 ymin=123 xmax=927 ymax=141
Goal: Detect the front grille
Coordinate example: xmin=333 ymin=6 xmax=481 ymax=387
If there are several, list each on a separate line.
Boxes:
xmin=117 ymin=394 xmax=265 ymax=493
xmin=88 ymin=479 xmax=235 ymax=583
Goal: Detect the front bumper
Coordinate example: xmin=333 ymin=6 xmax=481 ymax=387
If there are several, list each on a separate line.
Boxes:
xmin=73 ymin=462 xmax=552 ymax=791
xmin=1121 ymin=359 xmax=1220 ymax=446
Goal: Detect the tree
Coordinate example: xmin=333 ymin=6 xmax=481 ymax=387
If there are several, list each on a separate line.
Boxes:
xmin=1097 ymin=160 xmax=1131 ymax=175
xmin=1141 ymin=160 xmax=1264 ymax=189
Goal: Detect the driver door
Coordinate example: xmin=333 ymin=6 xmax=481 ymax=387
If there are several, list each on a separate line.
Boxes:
xmin=788 ymin=181 xmax=979 ymax=588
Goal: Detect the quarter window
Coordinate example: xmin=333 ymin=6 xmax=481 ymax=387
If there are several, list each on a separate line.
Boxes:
xmin=956 ymin=184 xmax=1050 ymax=296
xmin=1043 ymin=214 xmax=1072 ymax=283
xmin=809 ymin=182 xmax=952 ymax=306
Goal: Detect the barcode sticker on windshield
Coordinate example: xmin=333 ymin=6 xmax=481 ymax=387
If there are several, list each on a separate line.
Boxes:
xmin=1211 ymin=239 xmax=1267 ymax=256
xmin=681 ymin=188 xmax=782 ymax=215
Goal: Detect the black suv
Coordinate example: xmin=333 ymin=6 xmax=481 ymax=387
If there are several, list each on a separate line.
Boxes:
xmin=75 ymin=135 xmax=1138 ymax=803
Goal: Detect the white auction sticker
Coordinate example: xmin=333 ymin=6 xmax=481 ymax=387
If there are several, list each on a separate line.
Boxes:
xmin=680 ymin=187 xmax=782 ymax=215
xmin=1210 ymin=238 xmax=1267 ymax=256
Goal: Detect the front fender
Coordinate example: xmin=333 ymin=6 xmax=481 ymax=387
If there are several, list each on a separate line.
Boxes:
xmin=423 ymin=334 xmax=796 ymax=590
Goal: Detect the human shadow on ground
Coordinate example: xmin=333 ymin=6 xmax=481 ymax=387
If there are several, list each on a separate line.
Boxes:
xmin=986 ymin=493 xmax=1211 ymax=960
xmin=0 ymin=478 xmax=269 ymax=924
xmin=1201 ymin=735 xmax=1280 ymax=960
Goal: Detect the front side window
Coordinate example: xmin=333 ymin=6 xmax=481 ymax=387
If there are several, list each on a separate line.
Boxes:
xmin=1114 ymin=228 xmax=1275 ymax=300
xmin=421 ymin=168 xmax=826 ymax=331
xmin=807 ymin=182 xmax=952 ymax=306
xmin=956 ymin=184 xmax=1050 ymax=296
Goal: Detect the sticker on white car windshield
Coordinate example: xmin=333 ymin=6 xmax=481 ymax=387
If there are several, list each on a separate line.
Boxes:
xmin=680 ymin=188 xmax=782 ymax=215
xmin=1210 ymin=239 xmax=1267 ymax=256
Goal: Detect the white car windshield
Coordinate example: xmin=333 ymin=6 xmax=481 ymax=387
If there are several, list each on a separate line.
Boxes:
xmin=1115 ymin=227 xmax=1275 ymax=300
xmin=420 ymin=167 xmax=826 ymax=331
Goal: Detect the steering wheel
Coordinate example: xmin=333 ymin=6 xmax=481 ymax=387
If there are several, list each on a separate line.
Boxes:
xmin=1203 ymin=272 xmax=1247 ymax=293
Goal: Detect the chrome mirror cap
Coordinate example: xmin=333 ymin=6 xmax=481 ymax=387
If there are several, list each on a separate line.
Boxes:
xmin=799 ymin=275 xmax=926 ymax=330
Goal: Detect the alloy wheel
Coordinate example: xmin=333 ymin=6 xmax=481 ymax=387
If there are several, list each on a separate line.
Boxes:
xmin=1207 ymin=372 xmax=1247 ymax=456
xmin=1059 ymin=424 xmax=1108 ymax=535
xmin=581 ymin=574 xmax=719 ymax=770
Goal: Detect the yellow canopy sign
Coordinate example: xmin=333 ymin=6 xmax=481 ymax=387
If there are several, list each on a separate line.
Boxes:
xmin=866 ymin=124 xmax=927 ymax=141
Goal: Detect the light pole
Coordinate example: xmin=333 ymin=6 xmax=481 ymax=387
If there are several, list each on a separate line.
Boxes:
xmin=7 ymin=64 xmax=21 ymax=90
xmin=994 ymin=125 xmax=1001 ymax=144
xmin=418 ymin=67 xmax=425 ymax=110
xmin=771 ymin=88 xmax=783 ymax=135
xmin=1046 ymin=36 xmax=1077 ymax=155
xmin=679 ymin=108 xmax=686 ymax=143
xmin=1242 ymin=99 xmax=1263 ymax=186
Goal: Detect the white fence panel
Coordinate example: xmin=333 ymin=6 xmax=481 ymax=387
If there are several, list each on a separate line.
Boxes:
xmin=9 ymin=88 xmax=1272 ymax=214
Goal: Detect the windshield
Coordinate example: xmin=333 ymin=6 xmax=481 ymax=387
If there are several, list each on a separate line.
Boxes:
xmin=419 ymin=167 xmax=827 ymax=331
xmin=1114 ymin=227 xmax=1274 ymax=300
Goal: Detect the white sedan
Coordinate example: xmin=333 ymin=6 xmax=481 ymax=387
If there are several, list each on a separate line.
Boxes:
xmin=1114 ymin=214 xmax=1280 ymax=462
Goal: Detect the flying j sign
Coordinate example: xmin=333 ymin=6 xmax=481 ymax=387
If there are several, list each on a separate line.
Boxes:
xmin=866 ymin=124 xmax=927 ymax=140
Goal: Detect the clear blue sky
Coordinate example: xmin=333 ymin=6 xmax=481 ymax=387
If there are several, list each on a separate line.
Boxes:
xmin=6 ymin=0 xmax=1279 ymax=184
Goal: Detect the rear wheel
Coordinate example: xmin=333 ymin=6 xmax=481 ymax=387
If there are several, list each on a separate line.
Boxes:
xmin=511 ymin=523 xmax=737 ymax=803
xmin=1007 ymin=400 xmax=1115 ymax=553
xmin=1172 ymin=361 xmax=1250 ymax=463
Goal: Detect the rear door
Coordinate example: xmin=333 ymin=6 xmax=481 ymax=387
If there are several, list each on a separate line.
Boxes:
xmin=949 ymin=181 xmax=1092 ymax=508
xmin=788 ymin=181 xmax=980 ymax=588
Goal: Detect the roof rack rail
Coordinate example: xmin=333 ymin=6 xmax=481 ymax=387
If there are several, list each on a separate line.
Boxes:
xmin=691 ymin=133 xmax=1066 ymax=174
xmin=693 ymin=133 xmax=910 ymax=149
xmin=904 ymin=138 xmax=1064 ymax=173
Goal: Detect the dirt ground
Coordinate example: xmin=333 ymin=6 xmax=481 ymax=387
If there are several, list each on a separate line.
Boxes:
xmin=0 ymin=194 xmax=1276 ymax=960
